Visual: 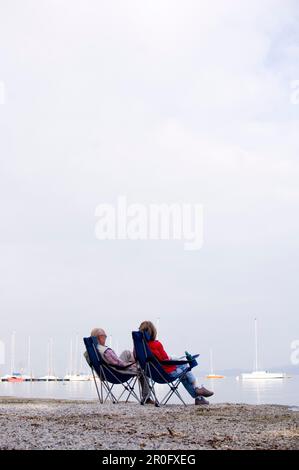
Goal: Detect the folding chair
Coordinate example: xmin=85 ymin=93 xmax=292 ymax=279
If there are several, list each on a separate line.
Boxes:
xmin=83 ymin=337 xmax=141 ymax=404
xmin=132 ymin=331 xmax=199 ymax=406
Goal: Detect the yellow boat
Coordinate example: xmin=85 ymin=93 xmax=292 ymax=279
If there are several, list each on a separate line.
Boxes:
xmin=206 ymin=349 xmax=225 ymax=379
xmin=206 ymin=374 xmax=225 ymax=379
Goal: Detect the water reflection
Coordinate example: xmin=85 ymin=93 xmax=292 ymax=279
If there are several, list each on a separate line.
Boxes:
xmin=0 ymin=376 xmax=298 ymax=407
xmin=236 ymin=378 xmax=285 ymax=405
xmin=0 ymin=380 xmax=96 ymax=401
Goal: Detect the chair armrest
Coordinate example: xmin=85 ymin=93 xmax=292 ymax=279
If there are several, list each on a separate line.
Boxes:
xmin=160 ymin=359 xmax=190 ymax=366
xmin=161 ymin=353 xmax=199 ymax=365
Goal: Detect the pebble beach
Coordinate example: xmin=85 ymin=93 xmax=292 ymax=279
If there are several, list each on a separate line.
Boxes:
xmin=0 ymin=397 xmax=298 ymax=450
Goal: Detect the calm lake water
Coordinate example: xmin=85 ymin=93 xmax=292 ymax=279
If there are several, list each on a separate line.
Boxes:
xmin=1 ymin=375 xmax=298 ymax=407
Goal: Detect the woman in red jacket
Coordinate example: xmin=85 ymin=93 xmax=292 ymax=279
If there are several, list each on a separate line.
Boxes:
xmin=139 ymin=320 xmax=213 ymax=405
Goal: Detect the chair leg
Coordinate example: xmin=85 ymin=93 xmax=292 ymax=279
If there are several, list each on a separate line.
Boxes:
xmin=100 ymin=380 xmax=103 ymax=403
xmin=92 ymin=368 xmax=103 ymax=404
xmin=104 ymin=383 xmax=118 ymax=403
xmin=117 ymin=385 xmax=128 ymax=402
xmin=161 ymin=386 xmax=175 ymax=405
xmin=162 ymin=381 xmax=187 ymax=406
xmin=124 ymin=377 xmax=140 ymax=403
xmin=148 ymin=377 xmax=160 ymax=406
xmin=173 ymin=387 xmax=187 ymax=406
xmin=136 ymin=371 xmax=149 ymax=404
xmin=146 ymin=367 xmax=160 ymax=406
xmin=139 ymin=371 xmax=157 ymax=405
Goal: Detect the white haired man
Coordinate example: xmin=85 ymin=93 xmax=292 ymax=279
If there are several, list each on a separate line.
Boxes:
xmin=88 ymin=327 xmax=152 ymax=404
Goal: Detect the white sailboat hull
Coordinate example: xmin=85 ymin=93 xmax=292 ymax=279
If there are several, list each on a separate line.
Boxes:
xmin=240 ymin=371 xmax=287 ymax=380
xmin=64 ymin=374 xmax=90 ymax=381
xmin=38 ymin=375 xmax=59 ymax=381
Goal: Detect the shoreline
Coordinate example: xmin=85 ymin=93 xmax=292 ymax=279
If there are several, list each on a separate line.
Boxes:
xmin=0 ymin=398 xmax=298 ymax=450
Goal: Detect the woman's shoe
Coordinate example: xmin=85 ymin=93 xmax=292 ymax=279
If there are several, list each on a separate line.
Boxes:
xmin=195 ymin=386 xmax=214 ymax=398
xmin=195 ymin=396 xmax=209 ymax=405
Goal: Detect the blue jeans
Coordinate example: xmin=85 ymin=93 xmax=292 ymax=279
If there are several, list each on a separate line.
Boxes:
xmin=169 ymin=364 xmax=197 ymax=399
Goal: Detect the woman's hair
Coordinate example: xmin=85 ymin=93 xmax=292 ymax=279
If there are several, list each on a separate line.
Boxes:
xmin=139 ymin=321 xmax=157 ymax=341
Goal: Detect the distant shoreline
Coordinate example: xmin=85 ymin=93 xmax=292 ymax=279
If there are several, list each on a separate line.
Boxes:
xmin=0 ymin=398 xmax=298 ymax=450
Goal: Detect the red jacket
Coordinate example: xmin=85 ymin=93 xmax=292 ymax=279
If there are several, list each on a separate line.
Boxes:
xmin=148 ymin=340 xmax=176 ymax=373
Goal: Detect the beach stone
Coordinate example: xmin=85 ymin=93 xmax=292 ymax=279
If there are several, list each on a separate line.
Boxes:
xmin=0 ymin=398 xmax=298 ymax=450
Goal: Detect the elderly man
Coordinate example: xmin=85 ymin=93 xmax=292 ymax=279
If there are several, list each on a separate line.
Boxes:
xmin=89 ymin=327 xmax=152 ymax=403
xmin=90 ymin=327 xmax=136 ymax=371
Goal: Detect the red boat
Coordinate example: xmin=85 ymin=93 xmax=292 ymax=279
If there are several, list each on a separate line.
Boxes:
xmin=5 ymin=372 xmax=25 ymax=382
xmin=7 ymin=376 xmax=24 ymax=383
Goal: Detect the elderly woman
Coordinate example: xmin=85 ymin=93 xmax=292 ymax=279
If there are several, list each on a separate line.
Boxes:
xmin=139 ymin=321 xmax=213 ymax=405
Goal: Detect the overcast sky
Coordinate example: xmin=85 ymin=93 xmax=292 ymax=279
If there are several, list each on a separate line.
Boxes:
xmin=0 ymin=0 xmax=299 ymax=377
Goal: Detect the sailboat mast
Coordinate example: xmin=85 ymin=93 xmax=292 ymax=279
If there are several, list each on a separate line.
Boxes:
xmin=75 ymin=335 xmax=79 ymax=376
xmin=79 ymin=346 xmax=83 ymax=374
xmin=254 ymin=318 xmax=258 ymax=372
xmin=156 ymin=317 xmax=160 ymax=340
xmin=69 ymin=339 xmax=73 ymax=376
xmin=11 ymin=331 xmax=16 ymax=375
xmin=50 ymin=338 xmax=54 ymax=376
xmin=47 ymin=338 xmax=54 ymax=377
xmin=210 ymin=348 xmax=214 ymax=375
xmin=27 ymin=336 xmax=31 ymax=379
xmin=47 ymin=341 xmax=50 ymax=378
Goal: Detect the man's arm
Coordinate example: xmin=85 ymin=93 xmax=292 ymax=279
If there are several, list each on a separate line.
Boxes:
xmin=103 ymin=348 xmax=131 ymax=367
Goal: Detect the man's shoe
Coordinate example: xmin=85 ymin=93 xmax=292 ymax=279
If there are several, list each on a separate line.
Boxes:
xmin=195 ymin=386 xmax=214 ymax=398
xmin=144 ymin=398 xmax=155 ymax=405
xmin=195 ymin=396 xmax=209 ymax=406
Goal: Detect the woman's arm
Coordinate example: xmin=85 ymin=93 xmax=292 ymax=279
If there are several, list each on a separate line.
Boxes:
xmin=152 ymin=341 xmax=171 ymax=362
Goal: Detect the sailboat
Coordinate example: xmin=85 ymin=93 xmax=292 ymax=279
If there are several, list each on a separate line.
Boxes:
xmin=238 ymin=318 xmax=287 ymax=380
xmin=22 ymin=336 xmax=35 ymax=381
xmin=66 ymin=373 xmax=90 ymax=382
xmin=64 ymin=336 xmax=90 ymax=381
xmin=9 ymin=332 xmax=24 ymax=382
xmin=1 ymin=332 xmax=25 ymax=382
xmin=38 ymin=338 xmax=59 ymax=381
xmin=7 ymin=374 xmax=24 ymax=383
xmin=206 ymin=349 xmax=224 ymax=379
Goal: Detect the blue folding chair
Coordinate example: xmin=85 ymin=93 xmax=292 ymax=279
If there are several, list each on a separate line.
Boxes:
xmin=132 ymin=331 xmax=199 ymax=406
xmin=83 ymin=337 xmax=141 ymax=404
